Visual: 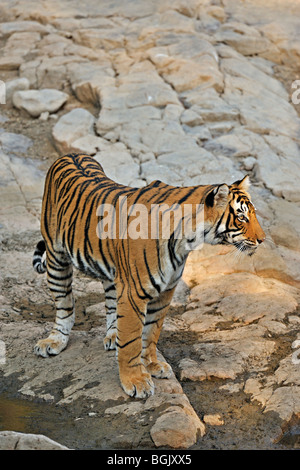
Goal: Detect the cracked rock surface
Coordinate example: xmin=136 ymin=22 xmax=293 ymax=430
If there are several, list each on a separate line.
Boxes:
xmin=0 ymin=0 xmax=300 ymax=450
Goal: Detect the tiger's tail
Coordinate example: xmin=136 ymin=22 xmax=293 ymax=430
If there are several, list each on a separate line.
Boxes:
xmin=33 ymin=240 xmax=47 ymax=274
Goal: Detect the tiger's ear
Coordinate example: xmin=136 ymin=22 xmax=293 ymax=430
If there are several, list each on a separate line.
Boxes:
xmin=232 ymin=175 xmax=250 ymax=191
xmin=205 ymin=184 xmax=229 ymax=209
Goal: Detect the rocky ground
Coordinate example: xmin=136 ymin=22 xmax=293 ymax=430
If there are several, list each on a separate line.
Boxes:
xmin=0 ymin=0 xmax=300 ymax=450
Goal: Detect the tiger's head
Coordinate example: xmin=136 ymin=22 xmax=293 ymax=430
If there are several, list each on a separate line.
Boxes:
xmin=204 ymin=175 xmax=265 ymax=256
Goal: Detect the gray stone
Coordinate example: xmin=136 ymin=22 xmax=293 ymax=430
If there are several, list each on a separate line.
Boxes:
xmin=94 ymin=146 xmax=140 ymax=186
xmin=5 ymin=78 xmax=30 ymax=103
xmin=0 ymin=431 xmax=69 ymax=450
xmin=0 ymin=21 xmax=53 ymax=38
xmin=13 ymin=89 xmax=69 ymax=117
xmin=215 ymin=22 xmax=271 ymax=56
xmin=52 ymin=108 xmax=96 ymax=154
xmin=0 ymin=56 xmax=23 ymax=70
xmin=0 ymin=132 xmax=32 ymax=154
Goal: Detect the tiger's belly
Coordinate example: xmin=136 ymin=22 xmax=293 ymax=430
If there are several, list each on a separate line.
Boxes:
xmin=70 ymin=250 xmax=115 ymax=282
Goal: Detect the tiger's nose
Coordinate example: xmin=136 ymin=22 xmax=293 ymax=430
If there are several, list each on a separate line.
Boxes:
xmin=257 ymin=237 xmax=265 ymax=244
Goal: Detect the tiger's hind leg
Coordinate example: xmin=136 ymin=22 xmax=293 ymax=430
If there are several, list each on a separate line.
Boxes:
xmin=102 ymin=279 xmax=117 ymax=351
xmin=34 ymin=248 xmax=75 ymax=358
xmin=142 ymin=288 xmax=175 ymax=379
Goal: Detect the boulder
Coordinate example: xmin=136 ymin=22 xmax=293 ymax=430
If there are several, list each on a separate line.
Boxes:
xmin=5 ymin=78 xmax=30 ymax=103
xmin=150 ymin=403 xmax=205 ymax=448
xmin=12 ymin=89 xmax=68 ymax=118
xmin=52 ymin=108 xmax=96 ymax=154
xmin=0 ymin=431 xmax=69 ymax=450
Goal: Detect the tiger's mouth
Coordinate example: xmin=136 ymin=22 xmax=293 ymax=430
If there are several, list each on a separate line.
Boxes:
xmin=233 ymin=240 xmax=257 ymax=256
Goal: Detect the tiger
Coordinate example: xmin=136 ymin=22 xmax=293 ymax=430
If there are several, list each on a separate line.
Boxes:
xmin=33 ymin=153 xmax=265 ymax=398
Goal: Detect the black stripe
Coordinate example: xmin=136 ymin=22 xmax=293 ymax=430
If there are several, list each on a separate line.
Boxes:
xmin=104 ymin=284 xmax=115 ymax=293
xmin=47 ymin=271 xmax=72 ymax=281
xmin=145 ymin=319 xmax=159 ymax=326
xmin=134 ymin=263 xmax=153 ymax=300
xmin=177 ymin=186 xmax=198 ymax=205
xmin=147 ymin=303 xmax=170 ymax=315
xmin=117 ymin=336 xmax=140 ymax=349
xmin=143 ymin=249 xmax=161 ymax=294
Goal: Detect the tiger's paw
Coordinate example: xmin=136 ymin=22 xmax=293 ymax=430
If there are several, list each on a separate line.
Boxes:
xmin=103 ymin=329 xmax=117 ymax=351
xmin=34 ymin=333 xmax=68 ymax=358
xmin=120 ymin=369 xmax=155 ymax=398
xmin=146 ymin=360 xmax=172 ymax=379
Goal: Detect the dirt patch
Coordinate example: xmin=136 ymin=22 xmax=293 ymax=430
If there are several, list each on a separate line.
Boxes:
xmin=13 ymin=292 xmax=105 ymax=330
xmin=181 ymin=381 xmax=284 ymax=450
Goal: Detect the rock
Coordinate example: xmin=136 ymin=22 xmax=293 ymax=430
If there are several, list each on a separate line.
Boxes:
xmin=244 ymin=378 xmax=273 ymax=407
xmin=216 ymin=291 xmax=297 ymax=324
xmin=0 ymin=56 xmax=23 ymax=70
xmin=39 ymin=111 xmax=49 ymax=121
xmin=180 ymin=108 xmax=204 ymax=127
xmin=255 ymin=151 xmax=300 ymax=202
xmin=0 ymin=132 xmax=32 ymax=154
xmin=193 ymin=327 xmax=275 ymax=380
xmin=137 ymin=120 xmax=197 ymax=157
xmin=141 ymin=160 xmax=183 ymax=186
xmin=264 ymin=387 xmax=300 ymax=422
xmin=72 ymin=27 xmax=125 ymax=51
xmin=179 ymin=358 xmax=208 ymax=381
xmin=0 ymin=152 xmax=44 ymax=231
xmin=5 ymin=78 xmax=30 ymax=103
xmin=269 ymin=225 xmax=300 ymax=251
xmin=150 ymin=406 xmax=205 ymax=449
xmin=52 ymin=108 xmax=96 ymax=154
xmin=12 ymin=89 xmax=68 ymax=118
xmin=223 ymin=71 xmax=300 ymax=138
xmin=94 ymin=146 xmax=140 ymax=186
xmin=203 ymin=414 xmax=224 ymax=426
xmin=0 ymin=21 xmax=53 ymax=38
xmin=0 ymin=431 xmax=69 ymax=450
xmin=68 ymin=61 xmax=114 ymax=106
xmin=215 ymin=22 xmax=271 ymax=56
xmin=171 ymin=279 xmax=190 ymax=308
xmin=0 ymin=31 xmax=42 ymax=71
xmin=85 ymin=302 xmax=106 ymax=318
xmin=148 ymin=39 xmax=224 ymax=93
xmin=243 ymin=156 xmax=256 ymax=170
xmin=221 ymin=56 xmax=287 ymax=99
xmin=253 ymin=135 xmax=300 ymax=202
xmin=0 ymin=113 xmax=9 ymax=123
xmin=96 ymin=105 xmax=161 ymax=136
xmin=70 ymin=135 xmax=110 ymax=156
xmin=205 ymin=133 xmax=252 ymax=158
xmin=154 ymin=150 xmax=243 ymax=187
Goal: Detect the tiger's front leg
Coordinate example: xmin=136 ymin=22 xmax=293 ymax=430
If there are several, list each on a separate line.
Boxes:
xmin=142 ymin=288 xmax=175 ymax=379
xmin=116 ymin=283 xmax=154 ymax=398
xmin=34 ymin=250 xmax=75 ymax=358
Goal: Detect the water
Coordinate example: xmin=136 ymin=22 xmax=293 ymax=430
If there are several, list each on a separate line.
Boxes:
xmin=0 ymin=393 xmax=40 ymax=433
xmin=0 ymin=393 xmax=75 ymax=448
xmin=0 ymin=392 xmax=136 ymax=450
